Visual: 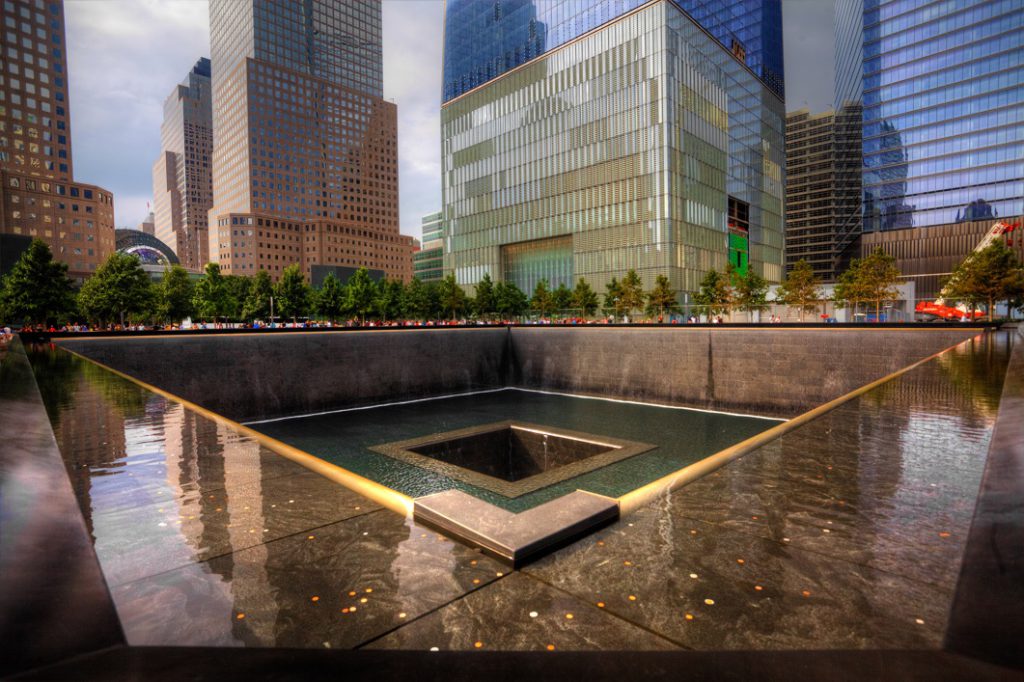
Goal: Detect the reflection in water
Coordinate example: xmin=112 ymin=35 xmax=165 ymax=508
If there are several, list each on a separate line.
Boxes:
xmin=23 ymin=331 xmax=1015 ymax=650
xmin=26 ymin=344 xmax=508 ymax=649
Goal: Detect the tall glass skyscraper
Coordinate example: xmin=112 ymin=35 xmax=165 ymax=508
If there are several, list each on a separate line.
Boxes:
xmin=835 ymin=0 xmax=1023 ymax=298
xmin=442 ymin=0 xmax=785 ymax=302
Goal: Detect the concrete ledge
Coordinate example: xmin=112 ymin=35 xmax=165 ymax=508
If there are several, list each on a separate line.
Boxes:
xmin=414 ymin=490 xmax=619 ymax=568
xmin=945 ymin=325 xmax=1024 ymax=668
xmin=0 ymin=339 xmax=124 ymax=678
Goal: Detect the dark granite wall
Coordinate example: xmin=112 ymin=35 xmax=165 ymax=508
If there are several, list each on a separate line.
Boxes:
xmin=0 ymin=340 xmax=124 ymax=676
xmin=58 ymin=328 xmax=510 ymax=422
xmin=509 ymin=328 xmax=982 ymax=416
xmin=58 ymin=327 xmax=981 ymax=422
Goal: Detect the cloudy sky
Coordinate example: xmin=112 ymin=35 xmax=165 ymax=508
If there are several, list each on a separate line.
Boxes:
xmin=65 ymin=0 xmax=833 ymax=241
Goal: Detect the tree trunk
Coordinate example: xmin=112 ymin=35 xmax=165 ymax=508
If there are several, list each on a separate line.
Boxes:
xmin=989 ymin=296 xmax=995 ymax=322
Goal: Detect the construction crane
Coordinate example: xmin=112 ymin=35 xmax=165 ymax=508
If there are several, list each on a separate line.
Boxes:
xmin=915 ymin=220 xmax=1020 ymax=320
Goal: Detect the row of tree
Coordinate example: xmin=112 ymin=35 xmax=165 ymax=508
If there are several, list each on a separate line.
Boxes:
xmin=2 ymin=239 xmax=1022 ymax=327
xmin=690 ymin=249 xmax=905 ymax=322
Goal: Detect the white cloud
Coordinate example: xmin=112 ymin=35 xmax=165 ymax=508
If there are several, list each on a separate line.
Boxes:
xmin=65 ymin=0 xmax=209 ymax=226
xmin=383 ymin=0 xmax=444 ymax=240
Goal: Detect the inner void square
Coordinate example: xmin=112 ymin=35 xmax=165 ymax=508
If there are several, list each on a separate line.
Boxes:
xmin=374 ymin=420 xmax=655 ymax=498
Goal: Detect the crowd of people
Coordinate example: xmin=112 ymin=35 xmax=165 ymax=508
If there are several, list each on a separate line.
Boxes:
xmin=11 ymin=312 xmax=822 ymax=334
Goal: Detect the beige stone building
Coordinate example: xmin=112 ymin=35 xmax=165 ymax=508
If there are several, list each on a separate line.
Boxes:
xmin=152 ymin=58 xmax=213 ymax=272
xmin=207 ymin=0 xmax=412 ymax=282
xmin=0 ymin=0 xmax=115 ymax=280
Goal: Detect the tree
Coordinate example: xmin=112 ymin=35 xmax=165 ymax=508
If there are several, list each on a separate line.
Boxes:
xmin=314 ymin=272 xmax=347 ymax=323
xmin=78 ymin=252 xmax=155 ymax=327
xmin=473 ymin=273 xmax=496 ymax=319
xmin=944 ymin=241 xmax=1024 ymax=321
xmin=0 ymin=239 xmax=76 ymax=326
xmin=603 ymin=277 xmax=623 ymax=317
xmin=777 ymin=259 xmax=823 ymax=322
xmin=693 ymin=268 xmax=732 ymax=318
xmin=552 ymin=282 xmax=573 ymax=316
xmin=346 ymin=267 xmax=377 ymax=322
xmin=571 ymin=277 xmax=600 ymax=317
xmin=530 ymin=278 xmax=555 ymax=317
xmin=274 ymin=264 xmax=310 ymax=322
xmin=242 ymin=270 xmax=274 ymax=321
xmin=401 ymin=277 xmax=433 ymax=320
xmin=619 ymin=269 xmax=646 ymax=317
xmin=374 ymin=277 xmax=404 ymax=321
xmin=192 ymin=262 xmax=229 ymax=321
xmin=222 ymin=275 xmax=249 ymax=320
xmin=835 ymin=248 xmax=901 ymax=322
xmin=157 ymin=265 xmax=194 ymax=324
xmin=732 ymin=268 xmax=769 ymax=321
xmin=494 ymin=280 xmax=528 ymax=318
xmin=646 ymin=274 xmax=679 ymax=318
xmin=436 ymin=273 xmax=468 ymax=320
xmin=859 ymin=248 xmax=903 ymax=321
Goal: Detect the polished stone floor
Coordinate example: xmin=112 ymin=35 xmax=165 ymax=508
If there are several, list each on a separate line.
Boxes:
xmin=26 ymin=331 xmax=1012 ymax=653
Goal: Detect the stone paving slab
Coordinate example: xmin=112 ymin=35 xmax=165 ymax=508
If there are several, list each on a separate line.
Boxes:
xmin=524 ymin=513 xmax=948 ymax=651
xmin=112 ymin=510 xmax=506 ymax=649
xmin=88 ymin=467 xmax=382 ymax=587
xmin=365 ymin=571 xmax=679 ymax=652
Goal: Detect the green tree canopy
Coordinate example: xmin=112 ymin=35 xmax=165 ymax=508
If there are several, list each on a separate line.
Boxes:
xmin=603 ymin=277 xmax=623 ymax=317
xmin=436 ymin=273 xmax=468 ymax=320
xmin=242 ymin=270 xmax=274 ymax=321
xmin=78 ymin=252 xmax=155 ymax=327
xmin=552 ymin=282 xmax=573 ymax=315
xmin=619 ymin=269 xmax=646 ymax=317
xmin=776 ymin=259 xmax=823 ymax=322
xmin=314 ymin=272 xmax=347 ymax=322
xmin=571 ymin=277 xmax=599 ymax=317
xmin=401 ymin=277 xmax=433 ymax=320
xmin=693 ymin=268 xmax=733 ymax=318
xmin=192 ymin=262 xmax=229 ymax=321
xmin=944 ymin=241 xmax=1024 ymax=321
xmin=157 ymin=265 xmax=194 ymax=324
xmin=346 ymin=267 xmax=377 ymax=322
xmin=0 ymin=239 xmax=76 ymax=326
xmin=222 ymin=275 xmax=249 ymax=320
xmin=731 ymin=267 xmax=769 ymax=320
xmin=646 ymin=274 xmax=679 ymax=318
xmin=374 ymin=277 xmax=404 ymax=321
xmin=494 ymin=280 xmax=527 ymax=318
xmin=473 ymin=273 xmax=496 ymax=318
xmin=274 ymin=264 xmax=310 ymax=322
xmin=835 ymin=248 xmax=901 ymax=321
xmin=530 ymin=278 xmax=555 ymax=317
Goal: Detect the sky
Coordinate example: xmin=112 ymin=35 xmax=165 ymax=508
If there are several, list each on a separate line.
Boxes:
xmin=64 ymin=0 xmax=833 ymax=241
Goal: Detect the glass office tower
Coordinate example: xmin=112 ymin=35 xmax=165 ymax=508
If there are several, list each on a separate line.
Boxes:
xmin=835 ymin=0 xmax=1023 ymax=298
xmin=442 ymin=0 xmax=785 ymax=302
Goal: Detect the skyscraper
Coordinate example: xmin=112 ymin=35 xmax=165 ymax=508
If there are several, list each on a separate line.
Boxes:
xmin=206 ymin=0 xmax=413 ymax=282
xmin=0 ymin=0 xmax=115 ymax=280
xmin=413 ymin=210 xmax=444 ymax=283
xmin=153 ymin=58 xmax=213 ymax=272
xmin=834 ymin=0 xmax=1023 ymax=299
xmin=784 ymin=107 xmax=862 ymax=282
xmin=441 ymin=0 xmax=786 ymax=304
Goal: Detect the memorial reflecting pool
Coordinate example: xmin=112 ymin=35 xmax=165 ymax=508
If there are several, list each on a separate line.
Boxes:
xmin=20 ymin=329 xmax=1015 ymax=652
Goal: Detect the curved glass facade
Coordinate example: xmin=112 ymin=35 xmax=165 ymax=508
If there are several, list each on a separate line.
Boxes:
xmin=114 ymin=229 xmax=180 ymax=267
xmin=848 ymin=0 xmax=1024 ymax=232
xmin=442 ymin=0 xmax=784 ymax=103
